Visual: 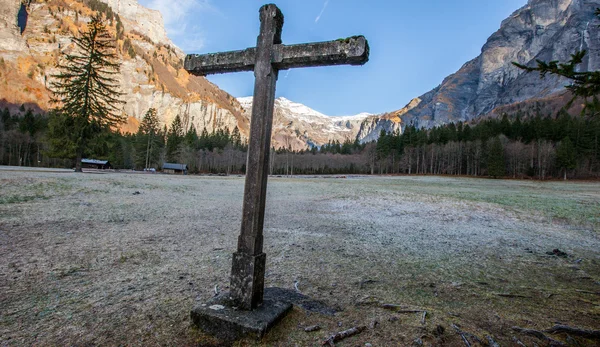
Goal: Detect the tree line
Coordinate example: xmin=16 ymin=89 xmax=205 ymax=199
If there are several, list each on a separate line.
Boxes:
xmin=375 ymin=112 xmax=599 ymax=179
xmin=2 ymin=103 xmax=599 ymax=179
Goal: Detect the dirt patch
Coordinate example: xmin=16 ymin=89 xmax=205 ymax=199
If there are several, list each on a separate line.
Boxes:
xmin=0 ymin=171 xmax=599 ymax=346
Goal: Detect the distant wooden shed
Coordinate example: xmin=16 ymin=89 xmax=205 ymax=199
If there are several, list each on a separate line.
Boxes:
xmin=163 ymin=163 xmax=188 ymax=175
xmin=82 ymin=158 xmax=112 ymax=170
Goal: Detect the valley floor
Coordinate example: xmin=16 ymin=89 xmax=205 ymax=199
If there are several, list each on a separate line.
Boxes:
xmin=0 ymin=170 xmax=599 ymax=346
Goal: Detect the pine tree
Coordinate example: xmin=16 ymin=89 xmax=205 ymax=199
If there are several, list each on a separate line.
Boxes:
xmin=47 ymin=111 xmax=77 ymax=160
xmin=511 ymin=116 xmax=523 ymax=140
xmin=376 ymin=129 xmax=390 ymax=158
xmin=184 ymin=124 xmax=199 ymax=149
xmin=18 ymin=109 xmax=40 ymax=136
xmin=487 ymin=137 xmax=505 ymax=178
xmin=199 ymin=127 xmax=209 ymax=150
xmin=341 ymin=139 xmax=352 ymax=155
xmin=500 ymin=114 xmax=511 ymax=138
xmin=137 ymin=108 xmax=160 ymax=169
xmin=231 ymin=126 xmax=242 ymax=149
xmin=166 ymin=115 xmax=184 ymax=162
xmin=556 ymin=137 xmax=577 ymax=180
xmin=50 ymin=14 xmax=124 ymax=171
xmin=463 ymin=124 xmax=472 ymax=142
xmin=1 ymin=108 xmax=10 ymax=130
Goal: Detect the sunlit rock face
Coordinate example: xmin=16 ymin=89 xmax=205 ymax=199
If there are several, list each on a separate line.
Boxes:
xmin=99 ymin=0 xmax=172 ymax=47
xmin=391 ymin=0 xmax=600 ymax=129
xmin=0 ymin=0 xmax=245 ymax=136
xmin=0 ymin=0 xmax=30 ymax=60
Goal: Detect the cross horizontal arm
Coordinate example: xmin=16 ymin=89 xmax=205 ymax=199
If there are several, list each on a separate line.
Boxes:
xmin=185 ymin=48 xmax=257 ymax=76
xmin=184 ymin=36 xmax=369 ymax=76
xmin=274 ymin=35 xmax=370 ymax=70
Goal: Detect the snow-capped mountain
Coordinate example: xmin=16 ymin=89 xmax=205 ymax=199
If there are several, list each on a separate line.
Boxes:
xmin=238 ymin=97 xmax=393 ymax=150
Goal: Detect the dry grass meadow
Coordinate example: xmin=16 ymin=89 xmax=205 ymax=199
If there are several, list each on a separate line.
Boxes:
xmin=0 ymin=167 xmax=599 ymax=346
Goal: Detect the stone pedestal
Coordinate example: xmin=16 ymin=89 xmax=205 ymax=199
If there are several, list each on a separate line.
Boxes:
xmin=191 ymin=288 xmax=292 ymax=341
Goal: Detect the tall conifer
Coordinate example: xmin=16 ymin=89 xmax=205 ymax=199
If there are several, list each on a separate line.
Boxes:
xmin=166 ymin=115 xmax=184 ymax=162
xmin=487 ymin=137 xmax=506 ymax=178
xmin=50 ymin=14 xmax=124 ymax=171
xmin=137 ymin=108 xmax=160 ymax=169
xmin=556 ymin=137 xmax=577 ymax=180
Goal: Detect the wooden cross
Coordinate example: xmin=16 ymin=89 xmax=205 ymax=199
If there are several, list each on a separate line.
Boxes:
xmin=184 ymin=3 xmax=369 ymax=310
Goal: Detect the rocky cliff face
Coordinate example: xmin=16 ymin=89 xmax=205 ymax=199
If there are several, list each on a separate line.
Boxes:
xmin=0 ymin=0 xmax=29 ymax=59
xmin=356 ymin=115 xmax=402 ymax=143
xmin=387 ymin=0 xmax=600 ymax=128
xmin=100 ymin=0 xmax=171 ymax=47
xmin=0 ymin=0 xmax=247 ymax=135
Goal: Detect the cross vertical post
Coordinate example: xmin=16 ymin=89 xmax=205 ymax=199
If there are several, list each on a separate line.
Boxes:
xmin=230 ymin=4 xmax=283 ymax=310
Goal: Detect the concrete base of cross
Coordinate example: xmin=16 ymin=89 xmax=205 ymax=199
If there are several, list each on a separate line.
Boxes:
xmin=190 ymin=287 xmax=292 ymax=341
xmin=191 ymin=287 xmax=337 ymax=341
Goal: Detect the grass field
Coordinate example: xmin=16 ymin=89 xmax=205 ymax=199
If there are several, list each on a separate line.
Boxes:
xmin=0 ymin=169 xmax=599 ymax=346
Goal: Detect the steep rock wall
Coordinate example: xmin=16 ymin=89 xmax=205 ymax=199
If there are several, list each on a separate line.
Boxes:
xmin=391 ymin=0 xmax=600 ymax=129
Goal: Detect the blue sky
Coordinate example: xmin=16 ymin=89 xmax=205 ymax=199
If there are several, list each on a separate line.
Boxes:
xmin=139 ymin=0 xmax=527 ymax=116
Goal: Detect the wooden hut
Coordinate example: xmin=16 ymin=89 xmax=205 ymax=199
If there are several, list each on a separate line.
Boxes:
xmin=162 ymin=163 xmax=188 ymax=175
xmin=81 ymin=159 xmax=112 ymax=170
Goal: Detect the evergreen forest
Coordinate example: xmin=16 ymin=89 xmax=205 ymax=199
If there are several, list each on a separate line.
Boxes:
xmin=1 ymin=105 xmax=599 ymax=179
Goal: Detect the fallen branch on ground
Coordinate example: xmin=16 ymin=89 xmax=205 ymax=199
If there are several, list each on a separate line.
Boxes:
xmin=494 ymin=293 xmax=532 ymax=299
xmin=575 ymin=289 xmax=600 ymax=295
xmin=512 ymin=326 xmax=550 ymax=339
xmin=451 ymin=324 xmax=471 ymax=347
xmin=381 ymin=304 xmax=425 ymax=313
xmin=322 ymin=326 xmax=366 ymax=346
xmin=512 ymin=326 xmax=566 ymax=346
xmin=421 ymin=311 xmax=427 ymax=325
xmin=544 ymin=324 xmax=600 ymax=339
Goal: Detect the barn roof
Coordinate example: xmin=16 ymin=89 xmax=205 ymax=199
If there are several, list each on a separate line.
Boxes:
xmin=163 ymin=163 xmax=188 ymax=170
xmin=82 ymin=158 xmax=109 ymax=165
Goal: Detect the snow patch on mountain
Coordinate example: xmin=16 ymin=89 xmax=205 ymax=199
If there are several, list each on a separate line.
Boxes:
xmin=237 ymin=96 xmax=375 ymax=149
xmin=238 ymin=96 xmax=371 ymax=122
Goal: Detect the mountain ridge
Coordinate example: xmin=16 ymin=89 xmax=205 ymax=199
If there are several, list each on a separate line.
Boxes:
xmin=2 ymin=0 xmax=599 ymax=150
xmin=237 ymin=96 xmax=389 ymax=149
xmin=381 ymin=0 xmax=600 ymax=129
